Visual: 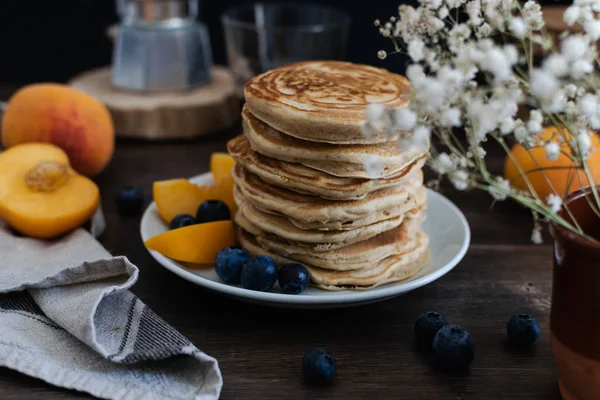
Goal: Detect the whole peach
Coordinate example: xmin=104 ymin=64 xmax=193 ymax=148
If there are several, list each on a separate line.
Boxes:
xmin=1 ymin=83 xmax=114 ymax=177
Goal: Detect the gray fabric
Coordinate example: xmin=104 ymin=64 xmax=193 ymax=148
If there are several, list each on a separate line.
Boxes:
xmin=0 ymin=222 xmax=222 ymax=399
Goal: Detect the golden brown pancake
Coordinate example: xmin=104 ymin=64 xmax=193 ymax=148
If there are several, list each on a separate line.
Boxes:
xmin=227 ymin=135 xmax=426 ymax=200
xmin=241 ymin=106 xmax=426 ymax=178
xmin=244 ymin=61 xmax=412 ymax=144
xmin=232 ymin=164 xmax=426 ymax=231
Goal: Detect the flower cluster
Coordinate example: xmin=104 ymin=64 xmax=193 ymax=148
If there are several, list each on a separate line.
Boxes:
xmin=369 ymin=0 xmax=600 ymax=243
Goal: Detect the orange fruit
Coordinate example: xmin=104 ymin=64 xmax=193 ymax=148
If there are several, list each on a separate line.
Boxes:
xmin=145 ymin=220 xmax=235 ymax=264
xmin=211 ymin=153 xmax=235 ymax=183
xmin=504 ymin=126 xmax=600 ymax=200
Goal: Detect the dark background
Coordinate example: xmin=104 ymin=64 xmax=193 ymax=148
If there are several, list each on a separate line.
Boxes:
xmin=0 ymin=0 xmax=568 ymax=84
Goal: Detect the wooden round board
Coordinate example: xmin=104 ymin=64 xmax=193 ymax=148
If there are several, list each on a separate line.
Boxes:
xmin=69 ymin=66 xmax=240 ymax=140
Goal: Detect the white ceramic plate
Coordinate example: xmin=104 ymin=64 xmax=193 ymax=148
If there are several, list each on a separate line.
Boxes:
xmin=141 ymin=173 xmax=470 ymax=308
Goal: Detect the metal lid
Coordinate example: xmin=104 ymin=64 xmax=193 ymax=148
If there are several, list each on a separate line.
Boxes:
xmin=117 ymin=0 xmax=198 ymax=26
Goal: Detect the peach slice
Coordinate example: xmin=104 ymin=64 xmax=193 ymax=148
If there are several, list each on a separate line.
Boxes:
xmin=211 ymin=153 xmax=235 ymax=183
xmin=144 ymin=220 xmax=235 ymax=264
xmin=153 ymin=177 xmax=237 ymax=224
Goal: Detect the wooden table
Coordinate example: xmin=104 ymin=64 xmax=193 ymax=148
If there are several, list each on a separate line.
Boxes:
xmin=0 ymin=87 xmax=560 ymax=399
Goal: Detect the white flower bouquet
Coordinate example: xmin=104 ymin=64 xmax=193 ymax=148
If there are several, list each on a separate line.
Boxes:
xmin=366 ymin=0 xmax=600 ymax=243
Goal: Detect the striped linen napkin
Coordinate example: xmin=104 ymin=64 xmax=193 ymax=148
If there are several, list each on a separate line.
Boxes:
xmin=0 ymin=217 xmax=222 ymax=400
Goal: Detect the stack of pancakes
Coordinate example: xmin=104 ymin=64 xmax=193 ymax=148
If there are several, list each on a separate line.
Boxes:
xmin=227 ymin=61 xmax=430 ymax=290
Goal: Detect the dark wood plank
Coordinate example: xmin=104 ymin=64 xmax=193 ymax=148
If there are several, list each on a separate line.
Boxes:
xmin=0 ymin=112 xmax=560 ymax=398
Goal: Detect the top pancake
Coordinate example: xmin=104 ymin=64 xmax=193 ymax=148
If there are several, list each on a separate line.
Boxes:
xmin=244 ymin=61 xmax=412 ymax=144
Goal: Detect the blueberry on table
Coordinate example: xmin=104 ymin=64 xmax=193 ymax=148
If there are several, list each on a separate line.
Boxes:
xmin=278 ymin=263 xmax=310 ymax=294
xmin=241 ymin=256 xmax=278 ymax=292
xmin=169 ymin=214 xmax=196 ymax=230
xmin=115 ymin=186 xmax=143 ymax=216
xmin=432 ymin=325 xmax=475 ymax=372
xmin=303 ymin=348 xmax=336 ymax=385
xmin=507 ymin=314 xmax=540 ymax=347
xmin=214 ymin=246 xmax=252 ymax=284
xmin=196 ymin=200 xmax=231 ymax=223
xmin=415 ymin=311 xmax=448 ymax=348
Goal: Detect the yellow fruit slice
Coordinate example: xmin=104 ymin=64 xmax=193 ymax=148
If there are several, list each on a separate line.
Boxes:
xmin=153 ymin=179 xmax=206 ymax=223
xmin=153 ymin=177 xmax=237 ymax=223
xmin=211 ymin=153 xmax=235 ymax=183
xmin=145 ymin=220 xmax=235 ymax=264
xmin=0 ymin=143 xmax=100 ymax=239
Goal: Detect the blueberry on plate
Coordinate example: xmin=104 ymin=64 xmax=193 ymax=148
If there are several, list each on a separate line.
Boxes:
xmin=507 ymin=314 xmax=540 ymax=347
xmin=278 ymin=263 xmax=310 ymax=294
xmin=432 ymin=325 xmax=475 ymax=372
xmin=170 ymin=214 xmax=196 ymax=230
xmin=214 ymin=246 xmax=252 ymax=284
xmin=303 ymin=348 xmax=336 ymax=385
xmin=115 ymin=186 xmax=143 ymax=216
xmin=241 ymin=255 xmax=278 ymax=292
xmin=196 ymin=200 xmax=231 ymax=223
xmin=415 ymin=311 xmax=448 ymax=348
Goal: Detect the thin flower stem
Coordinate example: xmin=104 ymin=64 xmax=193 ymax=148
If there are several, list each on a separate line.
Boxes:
xmin=495 ymin=136 xmax=542 ymax=202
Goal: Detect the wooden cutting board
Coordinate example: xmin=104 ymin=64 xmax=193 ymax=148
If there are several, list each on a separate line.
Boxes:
xmin=69 ymin=66 xmax=240 ymax=140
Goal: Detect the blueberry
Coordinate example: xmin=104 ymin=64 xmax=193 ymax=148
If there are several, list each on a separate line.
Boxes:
xmin=170 ymin=214 xmax=196 ymax=230
xmin=214 ymin=246 xmax=252 ymax=284
xmin=116 ymin=186 xmax=143 ymax=216
xmin=241 ymin=256 xmax=278 ymax=292
xmin=278 ymin=263 xmax=310 ymax=294
xmin=415 ymin=311 xmax=448 ymax=348
xmin=507 ymin=314 xmax=540 ymax=347
xmin=432 ymin=325 xmax=475 ymax=372
xmin=302 ymin=348 xmax=336 ymax=385
xmin=196 ymin=200 xmax=231 ymax=223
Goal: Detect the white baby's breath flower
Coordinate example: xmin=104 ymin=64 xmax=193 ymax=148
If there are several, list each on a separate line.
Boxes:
xmin=477 ymin=23 xmax=493 ymax=37
xmin=573 ymin=131 xmax=592 ymax=158
xmin=392 ymin=107 xmax=418 ymax=131
xmin=479 ymin=47 xmax=514 ymax=82
xmin=523 ymin=0 xmax=544 ymax=30
xmin=543 ymin=54 xmax=569 ymax=77
xmin=406 ymin=64 xmax=426 ymax=86
xmin=564 ymin=6 xmax=580 ymax=26
xmin=398 ymin=125 xmax=431 ymax=151
xmin=561 ymin=35 xmax=589 ymax=61
xmin=545 ymin=142 xmax=560 ymax=161
xmin=546 ymin=194 xmax=563 ymax=213
xmin=564 ymin=84 xmax=578 ymax=98
xmin=466 ymin=0 xmax=483 ymax=26
xmin=377 ymin=50 xmax=387 ymax=60
xmin=448 ymin=24 xmax=472 ymax=53
xmin=431 ymin=152 xmax=455 ymax=174
xmin=503 ymin=45 xmax=519 ymax=64
xmin=530 ymin=109 xmax=543 ymax=124
xmin=366 ymin=103 xmax=387 ymax=124
xmin=408 ymin=38 xmax=425 ymax=61
xmin=500 ymin=117 xmax=516 ymax=135
xmin=527 ymin=119 xmax=542 ymax=134
xmin=363 ymin=154 xmax=386 ymax=179
xmin=578 ymin=94 xmax=598 ymax=117
xmin=514 ymin=120 xmax=535 ymax=147
xmin=530 ymin=69 xmax=558 ymax=102
xmin=584 ymin=20 xmax=600 ymax=40
xmin=442 ymin=107 xmax=462 ymax=127
xmin=488 ymin=177 xmax=511 ymax=201
xmin=508 ymin=17 xmax=527 ymax=38
xmin=450 ymin=170 xmax=470 ymax=191
xmin=531 ymin=228 xmax=543 ymax=244
xmin=439 ymin=6 xmax=449 ymax=19
xmin=571 ymin=59 xmax=594 ymax=79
